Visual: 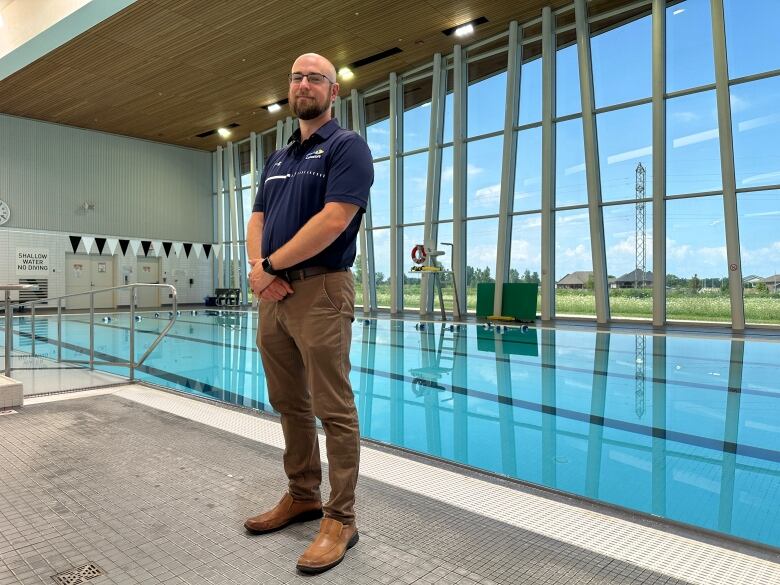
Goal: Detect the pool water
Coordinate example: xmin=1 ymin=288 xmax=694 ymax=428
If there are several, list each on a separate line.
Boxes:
xmin=7 ymin=311 xmax=780 ymax=549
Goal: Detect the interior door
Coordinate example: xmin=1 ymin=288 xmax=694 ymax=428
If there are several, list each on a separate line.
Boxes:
xmin=65 ymin=255 xmax=116 ymax=310
xmin=65 ymin=255 xmax=91 ymax=310
xmin=136 ymin=257 xmax=160 ymax=307
xmin=91 ymin=257 xmax=115 ymax=308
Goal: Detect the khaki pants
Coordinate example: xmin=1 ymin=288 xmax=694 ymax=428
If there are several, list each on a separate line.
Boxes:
xmin=257 ymin=270 xmax=360 ymax=525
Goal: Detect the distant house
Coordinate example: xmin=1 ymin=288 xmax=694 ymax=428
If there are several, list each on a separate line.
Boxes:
xmin=762 ymin=274 xmax=780 ymax=293
xmin=612 ymin=269 xmax=653 ymax=289
xmin=743 ymin=275 xmax=763 ymax=288
xmin=557 ymin=271 xmax=592 ymax=289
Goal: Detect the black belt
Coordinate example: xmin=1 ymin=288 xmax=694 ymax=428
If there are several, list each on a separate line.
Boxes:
xmin=281 ymin=266 xmax=349 ymax=282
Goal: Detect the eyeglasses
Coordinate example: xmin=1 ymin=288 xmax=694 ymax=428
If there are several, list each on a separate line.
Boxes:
xmin=288 ymin=72 xmax=335 ymax=85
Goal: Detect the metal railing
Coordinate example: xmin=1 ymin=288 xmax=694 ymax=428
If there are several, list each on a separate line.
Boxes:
xmin=2 ymin=284 xmax=177 ymax=381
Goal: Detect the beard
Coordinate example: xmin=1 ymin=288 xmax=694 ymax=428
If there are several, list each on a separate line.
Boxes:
xmin=290 ymin=91 xmax=332 ymax=120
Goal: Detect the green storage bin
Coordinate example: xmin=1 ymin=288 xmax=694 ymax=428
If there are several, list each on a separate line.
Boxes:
xmin=476 ymin=282 xmax=539 ymax=321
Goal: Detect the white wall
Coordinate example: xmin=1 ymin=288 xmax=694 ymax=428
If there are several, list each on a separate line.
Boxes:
xmin=0 ymin=113 xmax=212 ymax=241
xmin=1 ymin=227 xmax=214 ymax=306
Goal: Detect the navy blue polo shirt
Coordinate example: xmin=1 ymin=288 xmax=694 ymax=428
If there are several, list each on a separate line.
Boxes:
xmin=252 ymin=118 xmax=374 ymax=271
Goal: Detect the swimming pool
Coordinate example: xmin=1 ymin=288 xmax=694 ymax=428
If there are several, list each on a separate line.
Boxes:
xmin=6 ymin=311 xmax=780 ymax=549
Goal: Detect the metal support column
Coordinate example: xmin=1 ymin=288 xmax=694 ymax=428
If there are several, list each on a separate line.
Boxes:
xmin=389 ymin=73 xmax=403 ymax=314
xmin=652 ymin=0 xmax=667 ymax=326
xmin=216 ymin=145 xmax=224 ymax=288
xmin=227 ymin=142 xmax=241 ymax=289
xmin=494 ymin=21 xmax=522 ymax=317
xmin=334 ymin=95 xmax=343 ymax=126
xmin=283 ymin=116 xmax=294 ymax=143
xmin=575 ymin=0 xmax=610 ymax=323
xmin=541 ymin=7 xmax=557 ymax=321
xmin=421 ymin=53 xmax=446 ymax=316
xmin=3 ymin=291 xmax=10 ymax=377
xmin=275 ymin=120 xmax=285 ymax=150
xmin=711 ymin=0 xmax=745 ymax=330
xmin=452 ymin=45 xmax=468 ymax=318
xmin=351 ymin=88 xmax=377 ymax=313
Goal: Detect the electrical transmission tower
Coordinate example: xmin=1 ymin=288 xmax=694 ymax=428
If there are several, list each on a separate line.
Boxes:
xmin=635 ymin=162 xmax=647 ymax=289
xmin=635 ymin=162 xmax=647 ymax=419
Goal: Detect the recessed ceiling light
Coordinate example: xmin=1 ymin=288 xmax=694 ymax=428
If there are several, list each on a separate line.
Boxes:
xmin=442 ymin=16 xmax=488 ymax=37
xmin=267 ymin=103 xmax=282 ymax=113
xmin=454 ymin=24 xmax=474 ymax=37
xmin=338 ymin=67 xmax=354 ymax=80
xmin=217 ymin=127 xmax=231 ymax=138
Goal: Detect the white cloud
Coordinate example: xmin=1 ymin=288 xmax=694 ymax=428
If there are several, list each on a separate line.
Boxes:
xmin=697 ymin=245 xmax=727 ymax=264
xmin=729 ymin=93 xmax=750 ymax=113
xmin=740 ymin=241 xmax=780 ymax=271
xmin=475 ymin=183 xmax=501 ymax=202
xmin=440 ymin=163 xmax=483 ymax=183
xmin=666 ymin=239 xmax=692 ymax=261
xmin=564 ymin=243 xmax=589 ymax=258
xmin=467 ymin=163 xmax=484 ymax=177
xmin=607 ymin=234 xmax=655 ymax=275
xmin=510 ymin=237 xmax=542 ymax=266
xmin=672 ymin=111 xmax=699 ymax=123
xmin=557 ymin=211 xmax=589 ymax=224
xmin=517 ymin=216 xmax=541 ymax=230
xmin=468 ymin=242 xmax=499 ymax=268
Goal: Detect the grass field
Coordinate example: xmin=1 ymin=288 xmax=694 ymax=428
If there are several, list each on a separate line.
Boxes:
xmin=352 ymin=283 xmax=780 ymax=325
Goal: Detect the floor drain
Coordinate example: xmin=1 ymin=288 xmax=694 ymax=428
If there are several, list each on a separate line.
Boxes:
xmin=52 ymin=563 xmax=105 ymax=584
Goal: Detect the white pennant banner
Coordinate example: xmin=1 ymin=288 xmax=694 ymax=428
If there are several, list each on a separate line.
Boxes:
xmin=129 ymin=240 xmax=142 ymax=256
xmin=106 ymin=239 xmax=119 ymax=255
xmin=173 ymin=242 xmax=184 ymax=257
xmin=193 ymin=243 xmax=203 ymax=259
xmin=82 ymin=236 xmax=95 ymax=255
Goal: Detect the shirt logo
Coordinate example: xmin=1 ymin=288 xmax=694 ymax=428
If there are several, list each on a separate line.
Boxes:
xmin=274 ymin=161 xmax=282 ymax=166
xmin=305 ymin=148 xmax=325 ymax=160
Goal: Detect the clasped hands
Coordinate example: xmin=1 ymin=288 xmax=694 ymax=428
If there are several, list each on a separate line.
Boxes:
xmin=248 ymin=259 xmax=294 ymax=301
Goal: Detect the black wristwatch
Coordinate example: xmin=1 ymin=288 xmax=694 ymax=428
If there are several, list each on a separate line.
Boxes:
xmin=261 ymin=256 xmax=277 ymax=275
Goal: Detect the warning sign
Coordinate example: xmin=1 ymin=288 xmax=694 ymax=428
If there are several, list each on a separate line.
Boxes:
xmin=16 ymin=248 xmax=50 ymax=276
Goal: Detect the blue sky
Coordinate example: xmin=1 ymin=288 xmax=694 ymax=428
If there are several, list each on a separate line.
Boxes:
xmin=363 ymin=0 xmax=780 ymax=284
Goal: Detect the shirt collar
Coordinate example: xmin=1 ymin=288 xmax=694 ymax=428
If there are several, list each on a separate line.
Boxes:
xmin=288 ymin=118 xmax=340 ymax=145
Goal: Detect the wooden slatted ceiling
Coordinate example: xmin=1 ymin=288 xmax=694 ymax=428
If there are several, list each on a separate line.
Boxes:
xmin=0 ymin=0 xmax=634 ymax=151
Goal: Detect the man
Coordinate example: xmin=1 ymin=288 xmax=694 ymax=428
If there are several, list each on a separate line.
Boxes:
xmin=243 ymin=53 xmax=373 ymax=574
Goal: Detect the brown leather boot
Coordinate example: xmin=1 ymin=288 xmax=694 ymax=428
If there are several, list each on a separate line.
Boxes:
xmin=244 ymin=493 xmax=323 ymax=534
xmin=296 ymin=517 xmax=359 ymax=574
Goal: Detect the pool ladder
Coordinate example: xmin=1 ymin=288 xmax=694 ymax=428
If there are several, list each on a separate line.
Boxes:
xmin=2 ymin=284 xmax=177 ymax=381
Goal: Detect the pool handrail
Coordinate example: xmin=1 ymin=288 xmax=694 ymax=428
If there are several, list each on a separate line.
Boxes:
xmin=3 ymin=283 xmax=177 ymax=381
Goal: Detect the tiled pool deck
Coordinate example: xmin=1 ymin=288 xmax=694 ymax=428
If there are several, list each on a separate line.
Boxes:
xmin=0 ymin=384 xmax=778 ymax=585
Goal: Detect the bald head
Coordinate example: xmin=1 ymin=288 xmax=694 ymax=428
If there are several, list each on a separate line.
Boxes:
xmin=291 ymin=53 xmax=337 ymax=83
xmin=288 ymin=53 xmax=339 ymax=122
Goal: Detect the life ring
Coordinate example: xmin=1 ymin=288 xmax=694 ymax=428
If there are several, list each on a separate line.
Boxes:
xmin=411 ymin=244 xmax=427 ymax=265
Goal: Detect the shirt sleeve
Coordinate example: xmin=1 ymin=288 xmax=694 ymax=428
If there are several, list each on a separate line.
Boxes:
xmin=324 ymin=134 xmax=374 ymax=210
xmin=252 ymin=156 xmax=272 ymax=213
